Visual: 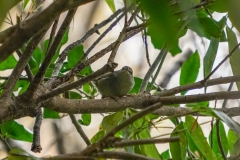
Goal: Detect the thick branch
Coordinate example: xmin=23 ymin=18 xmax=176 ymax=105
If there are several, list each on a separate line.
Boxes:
xmin=0 ymin=0 xmax=95 ymax=63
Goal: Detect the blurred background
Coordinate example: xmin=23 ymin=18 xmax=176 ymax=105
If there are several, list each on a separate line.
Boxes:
xmin=0 ymin=0 xmax=237 ymax=158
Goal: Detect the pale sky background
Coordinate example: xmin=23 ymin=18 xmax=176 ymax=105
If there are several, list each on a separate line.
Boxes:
xmin=0 ymin=0 xmax=238 ymax=158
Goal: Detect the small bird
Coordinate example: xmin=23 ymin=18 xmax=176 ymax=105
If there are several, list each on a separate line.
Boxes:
xmin=93 ymin=66 xmax=135 ymax=98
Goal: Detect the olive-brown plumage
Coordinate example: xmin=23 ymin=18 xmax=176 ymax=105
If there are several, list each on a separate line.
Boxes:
xmin=93 ymin=66 xmax=134 ymax=98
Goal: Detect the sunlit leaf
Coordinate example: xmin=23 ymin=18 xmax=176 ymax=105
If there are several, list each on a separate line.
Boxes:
xmin=226 ymin=26 xmax=240 ymax=90
xmin=43 ymin=108 xmax=60 ymax=119
xmin=1 ymin=120 xmax=33 ymax=142
xmin=228 ymin=129 xmax=239 ymax=156
xmin=105 ymin=0 xmax=116 ymax=12
xmin=8 ymin=148 xmax=40 ymax=160
xmin=133 ymin=115 xmax=162 ymax=159
xmin=170 ymin=122 xmax=187 ymax=160
xmin=213 ymin=110 xmax=240 ymax=135
xmin=91 ymin=130 xmax=105 ymax=143
xmin=209 ymin=121 xmax=228 ymax=156
xmin=185 ymin=115 xmax=217 ymax=159
xmin=0 ymin=54 xmax=17 ymax=70
xmin=102 ymin=112 xmax=123 ymax=133
xmin=141 ymin=0 xmax=182 ymax=55
xmin=68 ymin=45 xmax=84 ymax=68
xmin=188 ymin=12 xmax=222 ymax=39
xmin=207 ymin=0 xmax=229 ymax=13
xmin=78 ymin=114 xmax=91 ymax=126
xmin=22 ymin=0 xmax=30 ymax=10
xmin=0 ymin=0 xmax=21 ymax=26
xmin=228 ymin=0 xmax=240 ymax=33
xmin=180 ymin=50 xmax=200 ymax=95
xmin=204 ymin=37 xmax=219 ymax=79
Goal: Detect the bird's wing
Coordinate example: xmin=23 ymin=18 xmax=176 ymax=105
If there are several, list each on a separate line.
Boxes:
xmin=93 ymin=72 xmax=115 ymax=83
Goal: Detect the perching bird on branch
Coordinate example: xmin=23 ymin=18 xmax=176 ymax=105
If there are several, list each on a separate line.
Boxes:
xmin=93 ymin=66 xmax=135 ymax=98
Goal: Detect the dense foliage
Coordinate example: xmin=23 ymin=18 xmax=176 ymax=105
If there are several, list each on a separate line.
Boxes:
xmin=0 ymin=0 xmax=240 ymax=159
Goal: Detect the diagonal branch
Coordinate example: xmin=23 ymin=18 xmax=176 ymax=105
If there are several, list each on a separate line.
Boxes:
xmin=36 ymin=62 xmax=118 ymax=103
xmin=50 ymin=23 xmax=146 ymax=88
xmin=52 ymin=7 xmax=126 ymax=77
xmin=26 ymin=9 xmax=77 ymax=97
xmin=0 ymin=26 xmax=48 ymax=99
xmin=0 ymin=0 xmax=96 ymax=63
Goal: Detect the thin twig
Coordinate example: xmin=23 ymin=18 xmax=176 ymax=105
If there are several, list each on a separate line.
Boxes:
xmin=96 ymin=151 xmax=157 ymax=160
xmin=46 ymin=17 xmax=60 ymax=55
xmin=203 ymin=43 xmax=240 ymax=82
xmin=50 ymin=23 xmax=146 ymax=89
xmin=112 ymin=137 xmax=179 ymax=148
xmin=0 ymin=0 xmax=95 ymax=63
xmin=216 ymin=120 xmax=227 ymax=160
xmin=52 ymin=7 xmax=126 ymax=77
xmin=36 ymin=62 xmax=118 ymax=103
xmin=27 ymin=9 xmax=77 ymax=96
xmin=108 ymin=6 xmax=140 ymax=62
xmin=80 ymin=102 xmax=163 ymax=155
xmin=0 ymin=26 xmax=48 ymax=99
xmin=16 ymin=50 xmax=34 ymax=81
xmin=31 ymin=108 xmax=43 ymax=153
xmin=175 ymin=1 xmax=213 ymax=15
xmin=144 ymin=29 xmax=151 ymax=67
xmin=216 ymin=82 xmax=233 ymax=160
xmin=83 ymin=12 xmax=125 ymax=59
xmin=69 ymin=114 xmax=91 ymax=146
xmin=158 ymin=75 xmax=240 ymax=97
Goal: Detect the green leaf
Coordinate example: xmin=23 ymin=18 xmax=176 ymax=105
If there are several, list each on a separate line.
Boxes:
xmin=60 ymin=62 xmax=71 ymax=73
xmin=42 ymin=29 xmax=69 ymax=65
xmin=28 ymin=57 xmax=38 ymax=70
xmin=32 ymin=47 xmax=42 ymax=66
xmin=185 ymin=123 xmax=201 ymax=157
xmin=0 ymin=0 xmax=21 ymax=26
xmin=226 ymin=26 xmax=240 ymax=90
xmin=68 ymin=45 xmax=84 ymax=68
xmin=78 ymin=114 xmax=91 ymax=126
xmin=44 ymin=68 xmax=53 ymax=78
xmin=231 ymin=139 xmax=240 ymax=157
xmin=0 ymin=54 xmax=17 ymax=70
xmin=8 ymin=148 xmax=40 ymax=160
xmin=1 ymin=120 xmax=33 ymax=142
xmin=13 ymin=80 xmax=30 ymax=95
xmin=141 ymin=0 xmax=182 ymax=55
xmin=207 ymin=0 xmax=229 ymax=13
xmin=22 ymin=0 xmax=30 ymax=10
xmin=188 ymin=13 xmax=222 ymax=39
xmin=209 ymin=121 xmax=228 ymax=156
xmin=228 ymin=0 xmax=240 ymax=33
xmin=79 ymin=65 xmax=93 ymax=76
xmin=204 ymin=37 xmax=219 ymax=79
xmin=43 ymin=108 xmax=60 ymax=119
xmin=170 ymin=122 xmax=187 ymax=160
xmin=185 ymin=115 xmax=217 ymax=159
xmin=190 ymin=105 xmax=217 ymax=117
xmin=213 ymin=110 xmax=240 ymax=135
xmin=91 ymin=130 xmax=105 ymax=143
xmin=83 ymin=83 xmax=91 ymax=94
xmin=61 ymin=28 xmax=69 ymax=45
xmin=129 ymin=77 xmax=157 ymax=94
xmin=228 ymin=129 xmax=238 ymax=156
xmin=186 ymin=101 xmax=209 ymax=108
xmin=105 ymin=0 xmax=116 ymax=12
xmin=161 ymin=149 xmax=170 ymax=159
xmin=180 ymin=50 xmax=200 ymax=95
xmin=69 ymin=91 xmax=82 ymax=99
xmin=102 ymin=112 xmax=123 ymax=133
xmin=133 ymin=115 xmax=162 ymax=159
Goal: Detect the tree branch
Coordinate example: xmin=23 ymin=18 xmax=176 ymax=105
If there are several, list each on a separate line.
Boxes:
xmin=0 ymin=0 xmax=95 ymax=63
